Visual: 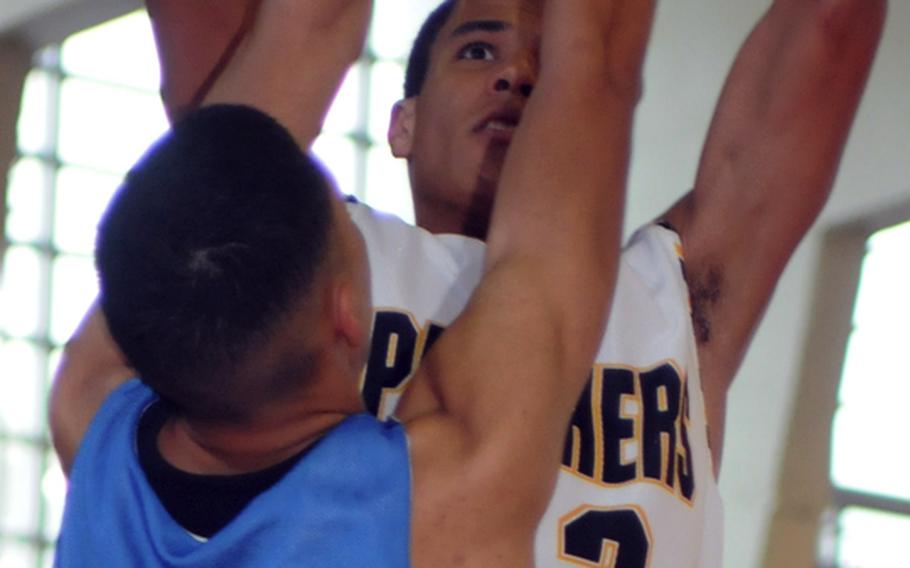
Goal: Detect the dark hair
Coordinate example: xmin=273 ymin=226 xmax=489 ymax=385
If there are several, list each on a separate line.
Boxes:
xmin=96 ymin=104 xmax=332 ymax=420
xmin=404 ymin=0 xmax=457 ymax=98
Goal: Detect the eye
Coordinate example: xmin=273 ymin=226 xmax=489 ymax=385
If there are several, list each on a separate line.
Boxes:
xmin=457 ymin=42 xmax=495 ymax=61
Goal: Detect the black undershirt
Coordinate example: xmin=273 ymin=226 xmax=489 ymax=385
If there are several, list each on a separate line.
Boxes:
xmin=136 ymin=401 xmax=308 ymax=539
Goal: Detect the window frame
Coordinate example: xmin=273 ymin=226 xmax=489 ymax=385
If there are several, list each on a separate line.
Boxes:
xmin=761 ymin=199 xmax=910 ymax=568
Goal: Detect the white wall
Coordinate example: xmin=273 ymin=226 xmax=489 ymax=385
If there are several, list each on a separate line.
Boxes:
xmin=0 ymin=1 xmax=907 ymax=567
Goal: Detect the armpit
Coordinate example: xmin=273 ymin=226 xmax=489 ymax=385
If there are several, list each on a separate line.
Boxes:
xmin=686 ymin=265 xmax=722 ymax=345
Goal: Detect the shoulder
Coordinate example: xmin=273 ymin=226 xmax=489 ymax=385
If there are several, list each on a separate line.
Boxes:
xmin=346 ymin=200 xmax=486 ymax=316
xmin=346 ymin=200 xmax=484 ymax=260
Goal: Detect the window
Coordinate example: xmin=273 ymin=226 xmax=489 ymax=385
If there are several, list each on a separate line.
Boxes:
xmin=826 ymin=219 xmax=910 ymax=567
xmin=0 ymin=12 xmax=168 ymax=566
xmin=0 ymin=5 xmax=422 ymax=565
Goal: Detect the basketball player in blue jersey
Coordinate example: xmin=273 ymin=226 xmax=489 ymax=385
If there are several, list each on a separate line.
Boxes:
xmin=52 ymin=0 xmax=887 ymax=566
xmin=52 ymin=0 xmax=656 ymax=565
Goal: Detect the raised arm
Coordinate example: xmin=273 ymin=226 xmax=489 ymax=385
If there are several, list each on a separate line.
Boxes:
xmin=149 ymin=0 xmax=371 ymax=146
xmin=49 ymin=0 xmax=372 ymax=476
xmin=146 ymin=0 xmax=257 ymax=123
xmin=661 ymin=0 xmax=887 ymax=462
xmin=199 ymin=0 xmax=371 ymax=146
xmin=396 ymin=1 xmax=656 ymax=564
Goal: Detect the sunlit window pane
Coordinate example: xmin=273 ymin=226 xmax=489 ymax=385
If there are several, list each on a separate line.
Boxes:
xmin=0 ymin=246 xmax=47 ymax=338
xmin=49 ymin=255 xmax=97 ymax=346
xmin=0 ymin=341 xmax=45 ymax=436
xmin=57 ymin=77 xmax=167 ymax=172
xmin=851 ymin=223 xmax=910 ymax=331
xmin=324 ymin=63 xmax=364 ymax=136
xmin=0 ymin=441 xmax=42 ymax=535
xmin=368 ymin=61 xmax=405 ymax=143
xmin=313 ymin=135 xmax=359 ymax=197
xmin=16 ymin=70 xmax=55 ymax=155
xmin=6 ymin=158 xmax=50 ymax=244
xmin=837 ymin=508 xmax=910 ymax=567
xmin=42 ymin=451 xmax=66 ymax=543
xmin=831 ymin=407 xmax=910 ymax=501
xmin=832 ymin=220 xmax=910 ymax=501
xmin=61 ymin=11 xmax=160 ymax=91
xmin=53 ymin=166 xmax=121 ymax=255
xmin=0 ymin=540 xmax=37 ymax=568
xmin=366 ymin=144 xmax=413 ymax=222
xmin=369 ymin=0 xmax=436 ymax=60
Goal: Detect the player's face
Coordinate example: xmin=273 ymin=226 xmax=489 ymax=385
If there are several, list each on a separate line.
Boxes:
xmin=391 ymin=0 xmax=542 ymax=238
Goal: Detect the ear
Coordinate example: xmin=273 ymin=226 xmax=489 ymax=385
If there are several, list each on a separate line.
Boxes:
xmin=332 ymin=279 xmax=368 ymax=353
xmin=388 ymin=98 xmax=417 ymax=158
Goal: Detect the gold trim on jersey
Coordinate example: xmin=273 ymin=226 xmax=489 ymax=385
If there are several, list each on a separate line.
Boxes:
xmin=559 ymin=360 xmax=696 ymax=508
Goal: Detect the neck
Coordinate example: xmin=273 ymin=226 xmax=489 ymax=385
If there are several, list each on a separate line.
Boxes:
xmin=414 ymin=199 xmax=491 ymax=240
xmin=412 ymin=179 xmax=494 ymax=240
xmin=158 ymin=386 xmax=364 ymax=475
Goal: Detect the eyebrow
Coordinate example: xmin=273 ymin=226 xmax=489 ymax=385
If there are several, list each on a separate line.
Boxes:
xmin=450 ymin=20 xmax=512 ymax=38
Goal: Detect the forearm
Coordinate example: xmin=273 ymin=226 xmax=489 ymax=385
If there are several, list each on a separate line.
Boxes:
xmin=693 ymin=0 xmax=886 ymax=242
xmin=486 ymin=0 xmax=655 ymax=366
xmin=436 ymin=0 xmax=656 ymax=453
xmin=202 ymin=0 xmax=373 ymax=147
xmin=146 ymin=0 xmax=258 ymax=123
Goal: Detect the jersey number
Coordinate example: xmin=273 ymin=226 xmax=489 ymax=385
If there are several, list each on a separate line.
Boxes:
xmin=560 ymin=506 xmax=649 ymax=568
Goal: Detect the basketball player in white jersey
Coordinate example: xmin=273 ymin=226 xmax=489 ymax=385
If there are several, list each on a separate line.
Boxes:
xmin=51 ymin=0 xmax=886 ymax=566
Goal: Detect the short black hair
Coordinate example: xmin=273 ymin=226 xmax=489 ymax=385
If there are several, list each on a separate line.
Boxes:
xmin=96 ymin=104 xmax=332 ymax=420
xmin=404 ymin=0 xmax=457 ymax=98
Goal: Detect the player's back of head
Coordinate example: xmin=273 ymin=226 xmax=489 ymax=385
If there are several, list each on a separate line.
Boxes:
xmin=96 ymin=104 xmax=333 ymax=422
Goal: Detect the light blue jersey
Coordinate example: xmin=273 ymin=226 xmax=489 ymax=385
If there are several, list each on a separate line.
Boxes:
xmin=56 ymin=380 xmax=410 ymax=567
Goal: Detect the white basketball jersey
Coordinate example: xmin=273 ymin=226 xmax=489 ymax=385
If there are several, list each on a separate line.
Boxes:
xmin=348 ymin=201 xmax=724 ymax=568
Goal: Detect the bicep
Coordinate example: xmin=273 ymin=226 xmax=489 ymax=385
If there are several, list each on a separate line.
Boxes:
xmin=398 ymin=263 xmax=589 ymax=505
xmin=403 ymin=286 xmax=569 ymax=565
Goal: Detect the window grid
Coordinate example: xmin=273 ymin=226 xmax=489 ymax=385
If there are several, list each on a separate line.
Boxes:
xmin=1 ymin=44 xmax=64 ymax=568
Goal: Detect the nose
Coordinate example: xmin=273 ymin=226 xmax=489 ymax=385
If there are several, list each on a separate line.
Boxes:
xmin=492 ymin=56 xmax=536 ymax=98
xmin=494 ymin=78 xmax=533 ymax=98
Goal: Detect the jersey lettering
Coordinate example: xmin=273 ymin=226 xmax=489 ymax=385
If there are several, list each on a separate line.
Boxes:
xmin=562 ymin=364 xmax=695 ymax=502
xmin=361 ymin=310 xmax=445 ymax=420
xmin=361 ymin=311 xmax=419 ymax=417
xmin=361 ymin=310 xmax=695 ymax=502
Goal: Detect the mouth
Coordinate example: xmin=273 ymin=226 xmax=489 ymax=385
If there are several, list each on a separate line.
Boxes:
xmin=474 ymin=107 xmax=523 ymax=140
